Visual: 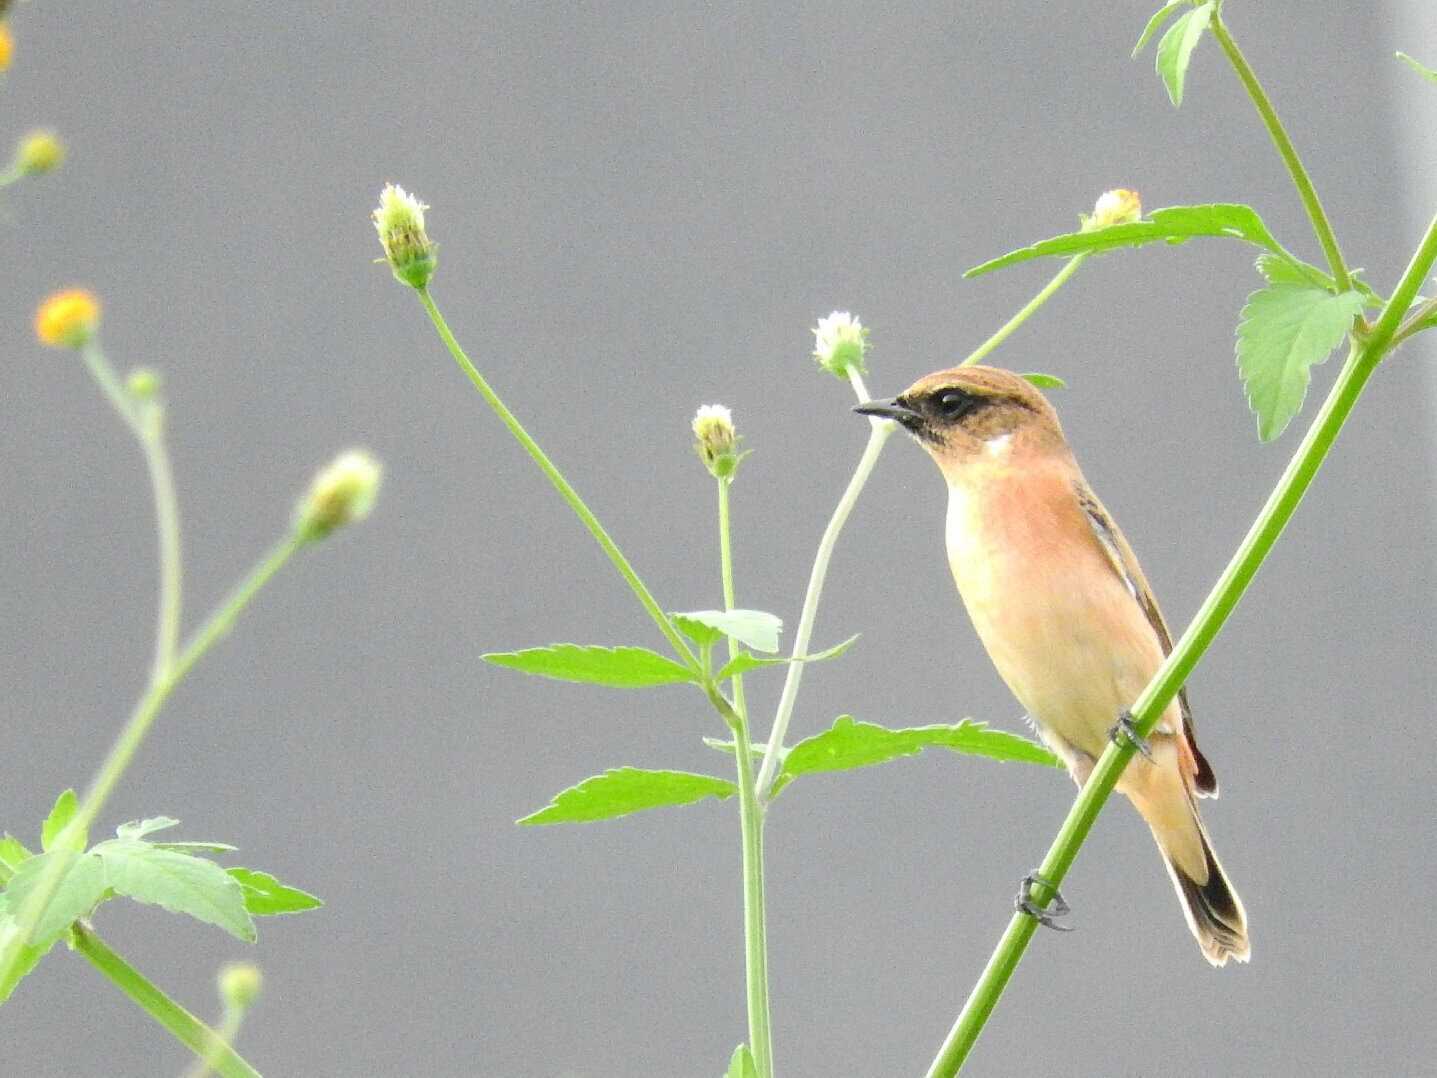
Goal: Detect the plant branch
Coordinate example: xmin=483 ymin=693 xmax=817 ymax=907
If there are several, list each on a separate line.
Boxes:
xmin=416 ymin=288 xmax=697 ymax=669
xmin=959 ymin=253 xmax=1090 ymax=368
xmin=1210 ymin=11 xmax=1351 ymax=292
xmin=71 ymin=922 xmax=260 ymax=1078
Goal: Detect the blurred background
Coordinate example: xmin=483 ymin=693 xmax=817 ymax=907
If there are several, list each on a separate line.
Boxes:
xmin=2 ymin=3 xmax=1434 ymax=1075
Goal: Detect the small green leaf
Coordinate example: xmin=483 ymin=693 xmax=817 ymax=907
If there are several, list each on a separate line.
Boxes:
xmin=1132 ymin=1 xmax=1189 ymax=58
xmin=1 ymin=851 xmax=107 ymax=946
xmin=771 ymin=716 xmax=1061 ymax=796
xmin=1236 ymin=284 xmax=1364 ymax=441
xmin=1155 ymin=1 xmax=1213 ymax=107
xmin=1253 ymin=255 xmax=1386 ymax=308
xmin=482 ymin=644 xmax=698 ymax=688
xmin=95 ymin=841 xmax=255 ymax=942
xmin=115 ymin=817 xmax=182 ymax=841
xmin=518 ymin=768 xmax=737 ymax=825
xmin=0 ymin=917 xmax=58 ymax=1004
xmin=227 ymin=868 xmax=323 ymax=916
xmin=672 ymin=613 xmax=724 ymax=648
xmin=41 ymin=790 xmax=85 ymax=854
xmin=0 ymin=835 xmax=33 ymax=883
xmin=714 ymin=634 xmax=860 ymax=681
xmin=725 ymin=1044 xmax=758 ymax=1078
xmin=1020 ymin=372 xmax=1066 ymax=390
xmin=673 ymin=609 xmax=782 ymax=654
xmin=965 ymin=203 xmax=1285 ymax=278
xmin=702 ymin=736 xmax=768 ymax=760
xmin=1397 ymin=51 xmax=1437 ymax=85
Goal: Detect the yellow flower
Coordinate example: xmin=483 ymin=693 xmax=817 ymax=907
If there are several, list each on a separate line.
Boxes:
xmin=1084 ymin=188 xmax=1142 ymax=231
xmin=296 ymin=449 xmax=382 ymax=540
xmin=0 ymin=22 xmax=14 ymax=73
xmin=16 ymin=130 xmax=65 ymax=175
xmin=35 ymin=289 xmax=101 ymax=348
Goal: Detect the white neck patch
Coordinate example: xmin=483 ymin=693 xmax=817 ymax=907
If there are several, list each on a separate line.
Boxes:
xmin=983 ymin=433 xmax=1013 ymax=459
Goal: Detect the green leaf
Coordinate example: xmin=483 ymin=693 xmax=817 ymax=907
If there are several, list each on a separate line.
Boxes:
xmin=0 ymin=917 xmax=58 ymax=1004
xmin=115 ymin=817 xmax=181 ymax=841
xmin=1020 ymin=372 xmax=1066 ymax=390
xmin=1132 ymin=1 xmax=1189 ymax=58
xmin=672 ymin=609 xmax=782 ymax=654
xmin=1254 ymin=255 xmax=1385 ymax=308
xmin=771 ymin=716 xmax=1061 ymax=796
xmin=41 ymin=790 xmax=85 ymax=854
xmin=965 ymin=203 xmax=1285 ymax=278
xmin=1397 ymin=51 xmax=1437 ymax=85
xmin=0 ymin=835 xmax=33 ymax=883
xmin=725 ymin=1044 xmax=758 ymax=1078
xmin=672 ymin=613 xmax=723 ymax=648
xmin=714 ymin=634 xmax=860 ymax=681
xmin=1155 ymin=1 xmax=1213 ymax=107
xmin=151 ymin=842 xmax=240 ymax=854
xmin=518 ymin=768 xmax=737 ymax=825
xmin=1 ymin=851 xmax=107 ymax=946
xmin=1236 ymin=284 xmax=1364 ymax=441
xmin=482 ymin=644 xmax=698 ymax=688
xmin=95 ymin=841 xmax=255 ymax=942
xmin=227 ymin=868 xmax=323 ymax=916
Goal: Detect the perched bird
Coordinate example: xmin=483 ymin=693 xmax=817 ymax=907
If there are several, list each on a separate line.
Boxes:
xmin=855 ymin=366 xmax=1249 ymax=966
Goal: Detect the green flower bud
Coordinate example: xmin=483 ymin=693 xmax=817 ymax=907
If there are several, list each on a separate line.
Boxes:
xmin=812 ymin=311 xmax=869 ymax=380
xmin=296 ymin=449 xmax=382 ymax=540
xmin=372 ymin=183 xmax=436 ymax=289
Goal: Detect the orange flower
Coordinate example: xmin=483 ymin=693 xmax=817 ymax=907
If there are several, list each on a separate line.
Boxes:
xmin=0 ymin=22 xmax=13 ymax=73
xmin=35 ymin=289 xmax=101 ymax=348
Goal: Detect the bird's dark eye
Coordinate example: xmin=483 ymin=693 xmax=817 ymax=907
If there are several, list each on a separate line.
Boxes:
xmin=935 ymin=389 xmax=981 ymax=421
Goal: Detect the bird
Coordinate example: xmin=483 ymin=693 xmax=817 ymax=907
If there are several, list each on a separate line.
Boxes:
xmin=854 ymin=365 xmax=1249 ymax=966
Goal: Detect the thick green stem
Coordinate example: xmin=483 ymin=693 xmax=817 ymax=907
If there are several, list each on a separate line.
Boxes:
xmin=0 ymin=535 xmax=305 ymax=989
xmin=1210 ymin=12 xmax=1351 ymax=292
xmin=716 ymin=478 xmax=773 ymax=1077
xmin=71 ymin=923 xmax=260 ymax=1078
xmin=959 ymin=253 xmax=1089 ymax=368
xmin=416 ymin=287 xmax=696 ymax=669
xmin=927 ymin=212 xmax=1437 ymax=1077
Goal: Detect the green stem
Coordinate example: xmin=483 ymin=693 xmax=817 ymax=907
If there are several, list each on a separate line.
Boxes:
xmin=71 ymin=923 xmax=260 ymax=1078
xmin=716 ymin=477 xmax=773 ymax=1078
xmin=416 ymin=287 xmax=696 ymax=669
xmin=1210 ymin=11 xmax=1351 ymax=292
xmin=0 ymin=164 xmax=23 ymax=188
xmin=926 ymin=212 xmax=1437 ymax=1077
xmin=80 ymin=342 xmax=183 ymax=681
xmin=0 ymin=535 xmax=305 ymax=989
xmin=181 ymin=1004 xmax=247 ymax=1078
xmin=959 ymin=253 xmax=1090 ymax=368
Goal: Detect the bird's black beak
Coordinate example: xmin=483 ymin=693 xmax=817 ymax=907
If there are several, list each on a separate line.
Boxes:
xmin=853 ymin=397 xmax=922 ymax=429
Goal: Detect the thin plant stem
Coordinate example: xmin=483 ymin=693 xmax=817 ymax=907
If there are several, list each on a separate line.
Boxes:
xmin=1210 ymin=12 xmax=1351 ymax=292
xmin=415 ymin=287 xmax=697 ymax=669
xmin=754 ymin=368 xmax=893 ymax=800
xmin=80 ymin=341 xmax=182 ymax=681
xmin=926 ymin=212 xmax=1437 ymax=1077
xmin=0 ymin=534 xmax=306 ymax=989
xmin=181 ymin=1003 xmax=248 ymax=1078
xmin=959 ymin=253 xmax=1090 ymax=368
xmin=0 ymin=164 xmax=23 ymax=188
xmin=70 ymin=922 xmax=260 ymax=1078
xmin=716 ymin=476 xmax=773 ymax=1078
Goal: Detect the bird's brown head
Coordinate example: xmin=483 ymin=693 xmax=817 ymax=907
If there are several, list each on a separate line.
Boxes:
xmin=854 ymin=366 xmax=1067 ymax=477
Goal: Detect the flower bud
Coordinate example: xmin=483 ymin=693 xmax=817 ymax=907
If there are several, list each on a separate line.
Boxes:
xmin=372 ymin=183 xmax=436 ymax=289
xmin=692 ymin=403 xmax=740 ymax=479
xmin=34 ymin=289 xmax=100 ymax=348
xmin=125 ymin=368 xmax=160 ymax=401
xmin=1082 ymin=188 xmax=1141 ymax=231
xmin=296 ymin=449 xmax=382 ymax=540
xmin=16 ymin=130 xmax=64 ymax=176
xmin=0 ymin=22 xmax=13 ymax=73
xmin=812 ymin=311 xmax=869 ymax=380
xmin=218 ymin=963 xmax=262 ymax=1010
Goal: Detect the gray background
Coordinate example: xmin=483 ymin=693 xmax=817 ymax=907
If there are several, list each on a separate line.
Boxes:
xmin=2 ymin=3 xmax=1434 ymax=1076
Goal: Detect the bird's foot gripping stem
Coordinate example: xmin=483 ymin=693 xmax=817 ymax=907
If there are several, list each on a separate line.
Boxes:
xmin=1014 ymin=871 xmax=1072 ymax=932
xmin=1108 ymin=709 xmax=1153 ymax=761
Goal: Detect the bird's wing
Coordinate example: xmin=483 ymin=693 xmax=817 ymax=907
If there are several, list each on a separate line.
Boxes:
xmin=1074 ymin=481 xmax=1218 ymax=796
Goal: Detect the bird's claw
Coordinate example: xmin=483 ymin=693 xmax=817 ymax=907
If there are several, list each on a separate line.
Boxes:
xmin=1109 ymin=710 xmax=1153 ymax=761
xmin=1014 ymin=871 xmax=1073 ymax=931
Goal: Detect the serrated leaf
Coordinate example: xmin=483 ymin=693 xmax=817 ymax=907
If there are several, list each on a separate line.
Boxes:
xmin=725 ymin=1044 xmax=758 ymax=1078
xmin=1397 ymin=51 xmax=1437 ymax=85
xmin=1132 ymin=1 xmax=1188 ymax=57
xmin=771 ymin=716 xmax=1061 ymax=796
xmin=1020 ymin=372 xmax=1066 ymax=390
xmin=41 ymin=790 xmax=85 ymax=854
xmin=673 ymin=610 xmax=782 ymax=654
xmin=1155 ymin=1 xmax=1213 ymax=107
xmin=518 ymin=768 xmax=737 ymax=825
xmin=965 ymin=203 xmax=1285 ymax=278
xmin=714 ymin=634 xmax=860 ymax=681
xmin=1254 ymin=255 xmax=1386 ymax=308
xmin=482 ymin=644 xmax=698 ymax=688
xmin=96 ymin=841 xmax=254 ymax=942
xmin=0 ymin=835 xmax=33 ymax=883
xmin=0 ymin=916 xmax=58 ymax=1004
xmin=227 ymin=868 xmax=323 ymax=916
xmin=1 ymin=851 xmax=107 ymax=946
xmin=115 ymin=817 xmax=182 ymax=841
xmin=1236 ymin=284 xmax=1364 ymax=441
xmin=672 ymin=613 xmax=724 ymax=648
